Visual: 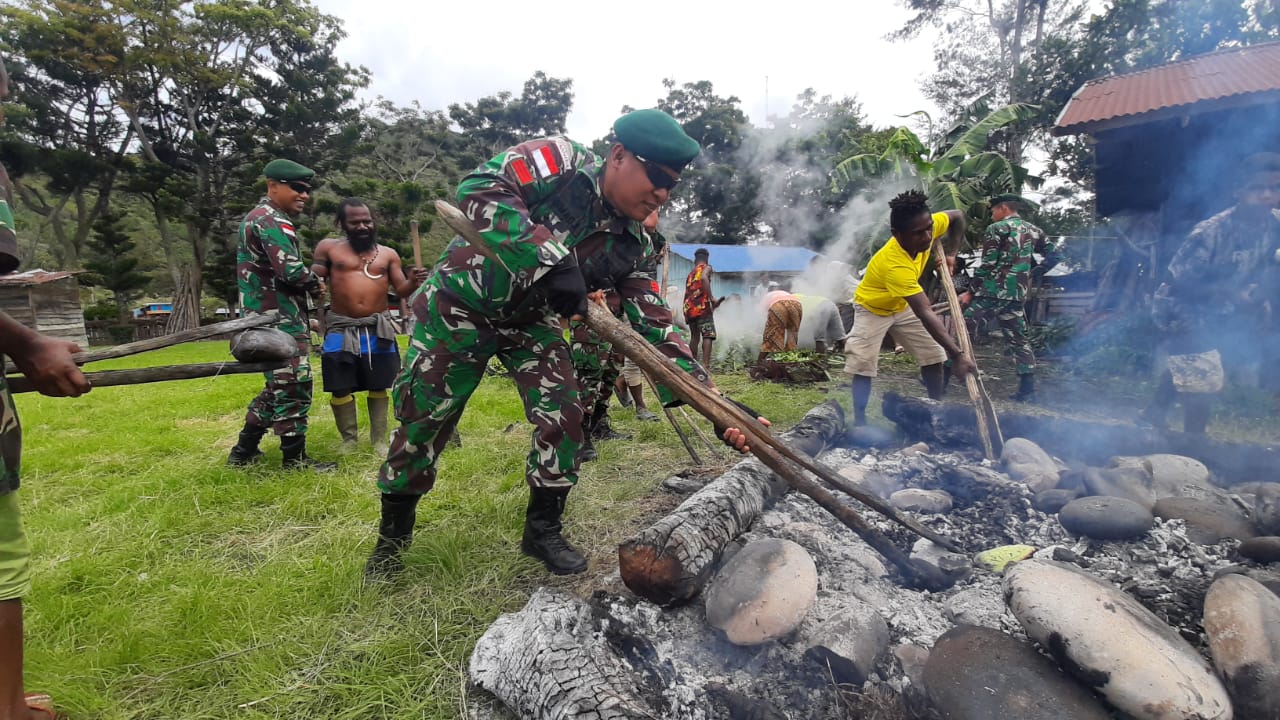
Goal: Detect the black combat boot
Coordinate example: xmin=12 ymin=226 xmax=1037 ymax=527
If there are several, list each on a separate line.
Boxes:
xmin=226 ymin=426 xmax=267 ymax=466
xmin=588 ymin=402 xmax=630 ymax=441
xmin=520 ymin=486 xmax=588 ymax=575
xmin=281 ymin=435 xmax=338 ymax=472
xmin=364 ymin=493 xmax=421 ymax=581
xmin=1010 ymin=373 xmax=1036 ymax=402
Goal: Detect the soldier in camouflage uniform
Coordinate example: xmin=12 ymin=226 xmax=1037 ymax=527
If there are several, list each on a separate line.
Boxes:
xmin=226 ymin=159 xmax=335 ymax=471
xmin=1140 ymin=153 xmax=1280 ymax=434
xmin=0 ymin=56 xmax=94 ymax=720
xmin=960 ymin=194 xmax=1060 ymax=401
xmin=365 ymin=109 xmax=765 ymax=580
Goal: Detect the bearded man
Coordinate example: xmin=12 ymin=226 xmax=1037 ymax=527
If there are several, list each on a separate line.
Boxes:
xmin=311 ymin=199 xmax=427 ymax=454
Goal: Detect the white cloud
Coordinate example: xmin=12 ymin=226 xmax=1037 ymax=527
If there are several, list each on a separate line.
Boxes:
xmin=315 ymin=0 xmax=940 ymax=140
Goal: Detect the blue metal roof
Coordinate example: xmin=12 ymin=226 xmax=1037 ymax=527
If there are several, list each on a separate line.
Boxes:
xmin=666 ymin=243 xmax=820 ymax=273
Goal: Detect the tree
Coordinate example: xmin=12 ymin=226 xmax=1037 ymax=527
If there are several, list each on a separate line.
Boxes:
xmin=448 ymin=71 xmax=574 ymax=170
xmin=81 ymin=208 xmax=150 ymax=320
xmin=0 ymin=1 xmax=135 ymax=267
xmin=893 ymin=0 xmax=1087 ymax=165
xmin=832 ymin=98 xmax=1040 ymax=256
xmin=647 ymin=79 xmax=760 ymax=244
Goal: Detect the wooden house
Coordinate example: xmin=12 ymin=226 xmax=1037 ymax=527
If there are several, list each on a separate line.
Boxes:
xmin=660 ymin=243 xmax=821 ymax=299
xmin=0 ymin=270 xmax=89 ymax=347
xmin=1053 ymin=42 xmax=1280 ymax=310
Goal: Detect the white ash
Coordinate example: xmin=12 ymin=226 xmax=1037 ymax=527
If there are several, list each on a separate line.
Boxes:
xmin=469 ymin=444 xmax=1244 ymax=719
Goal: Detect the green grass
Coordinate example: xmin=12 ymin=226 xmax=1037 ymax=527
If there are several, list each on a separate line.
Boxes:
xmin=15 ymin=341 xmax=831 ymax=720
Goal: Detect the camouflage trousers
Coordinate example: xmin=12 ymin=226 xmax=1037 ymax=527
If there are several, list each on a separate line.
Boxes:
xmin=376 ymin=286 xmax=585 ymax=495
xmin=244 ymin=336 xmax=313 ymax=436
xmin=570 ymin=325 xmax=622 ymax=415
xmin=966 ymin=297 xmax=1035 ymax=374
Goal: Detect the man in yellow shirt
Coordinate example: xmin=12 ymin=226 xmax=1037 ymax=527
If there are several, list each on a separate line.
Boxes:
xmin=845 ymin=190 xmax=976 ymax=425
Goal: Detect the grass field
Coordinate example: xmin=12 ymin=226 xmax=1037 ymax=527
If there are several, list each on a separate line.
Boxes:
xmin=16 ymin=340 xmax=831 ymax=720
xmin=15 ymin=337 xmax=1277 ymax=719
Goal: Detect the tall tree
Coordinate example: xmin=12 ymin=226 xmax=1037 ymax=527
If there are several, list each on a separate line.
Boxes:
xmin=82 ymin=208 xmax=151 ymax=320
xmin=649 ymin=79 xmax=760 ymax=244
xmin=0 ymin=1 xmax=135 ymax=267
xmin=448 ymin=71 xmax=574 ymax=170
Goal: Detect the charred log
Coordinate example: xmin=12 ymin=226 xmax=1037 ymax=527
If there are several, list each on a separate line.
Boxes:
xmin=882 ymin=392 xmax=1278 ymax=485
xmin=618 ymin=402 xmax=845 ymax=607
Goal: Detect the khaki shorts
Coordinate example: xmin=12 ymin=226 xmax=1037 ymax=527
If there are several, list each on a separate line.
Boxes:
xmin=0 ymin=492 xmax=31 ymax=602
xmin=843 ymin=304 xmax=947 ymax=377
xmin=621 ymin=356 xmax=644 ymax=385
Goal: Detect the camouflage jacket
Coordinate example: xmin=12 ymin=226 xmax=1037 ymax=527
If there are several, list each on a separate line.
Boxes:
xmin=434 ymin=137 xmax=644 ymax=318
xmin=972 ymin=216 xmax=1056 ymax=302
xmin=0 ymin=191 xmax=20 ymax=495
xmin=1167 ymin=206 xmax=1280 ymax=300
xmin=236 ymin=197 xmax=320 ymax=337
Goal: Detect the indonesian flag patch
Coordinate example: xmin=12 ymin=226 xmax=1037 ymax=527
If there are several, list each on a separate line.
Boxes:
xmin=509 ymin=157 xmax=535 ymax=185
xmin=532 ymin=145 xmax=560 ymax=179
xmin=280 ymin=223 xmax=296 ymax=237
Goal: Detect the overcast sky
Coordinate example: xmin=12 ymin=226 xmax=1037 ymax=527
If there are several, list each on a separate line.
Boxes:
xmin=312 ymin=0 xmax=941 ymax=141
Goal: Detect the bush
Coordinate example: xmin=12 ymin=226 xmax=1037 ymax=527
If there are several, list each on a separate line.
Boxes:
xmin=84 ymin=302 xmax=120 ymax=322
xmin=1059 ymin=310 xmax=1160 ymax=378
xmin=107 ymin=324 xmax=135 ymax=344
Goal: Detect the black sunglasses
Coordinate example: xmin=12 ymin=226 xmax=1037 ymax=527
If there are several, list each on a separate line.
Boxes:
xmin=287 ymin=181 xmax=313 ymax=194
xmin=633 ymin=152 xmax=680 ymax=191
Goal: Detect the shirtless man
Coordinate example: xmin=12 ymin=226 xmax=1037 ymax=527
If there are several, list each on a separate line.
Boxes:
xmin=312 ymin=198 xmax=427 ymax=454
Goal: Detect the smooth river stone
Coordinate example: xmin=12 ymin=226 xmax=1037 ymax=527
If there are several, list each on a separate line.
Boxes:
xmin=1203 ymin=573 xmax=1280 ymax=720
xmin=1004 ymin=560 xmax=1232 ymax=720
xmin=1058 ymin=496 xmax=1154 ymax=540
xmin=704 ymin=538 xmax=817 ymax=646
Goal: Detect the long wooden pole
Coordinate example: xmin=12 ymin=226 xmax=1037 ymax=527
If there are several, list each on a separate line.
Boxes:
xmin=410 ymin=220 xmax=423 ymax=269
xmin=7 ymin=360 xmax=286 ymax=394
xmin=4 ymin=311 xmax=281 ymax=374
xmin=931 ymin=239 xmax=1004 ymax=459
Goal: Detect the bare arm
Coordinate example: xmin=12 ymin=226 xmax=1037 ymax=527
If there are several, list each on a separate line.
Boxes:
xmin=387 ymin=251 xmax=427 ymax=298
xmin=310 ymin=238 xmax=332 ymax=280
xmin=905 ymin=292 xmax=975 ymax=378
xmin=0 ymin=312 xmax=90 ymax=397
xmin=943 ymin=209 xmax=967 ymax=254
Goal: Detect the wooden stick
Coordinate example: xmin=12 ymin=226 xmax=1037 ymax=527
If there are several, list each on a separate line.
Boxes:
xmin=410 ymin=220 xmax=423 ymax=269
xmin=7 ymin=360 xmax=286 ymax=394
xmin=640 ymin=372 xmax=702 ymax=465
xmin=931 ymin=239 xmax=1004 ymax=459
xmin=4 ymin=312 xmax=281 ymax=374
xmin=680 ymin=406 xmax=724 ymax=457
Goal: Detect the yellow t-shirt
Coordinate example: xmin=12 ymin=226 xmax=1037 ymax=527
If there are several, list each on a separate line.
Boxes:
xmin=854 ymin=212 xmax=950 ymax=316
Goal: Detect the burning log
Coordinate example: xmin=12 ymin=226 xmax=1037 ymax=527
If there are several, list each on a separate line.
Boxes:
xmin=619 ymin=401 xmax=844 ymax=606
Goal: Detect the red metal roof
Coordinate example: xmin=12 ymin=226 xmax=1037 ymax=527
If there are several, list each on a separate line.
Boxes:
xmin=1054 ymin=42 xmax=1280 ymax=135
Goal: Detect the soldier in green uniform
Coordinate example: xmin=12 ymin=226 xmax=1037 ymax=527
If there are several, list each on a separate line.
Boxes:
xmin=365 ymin=109 xmax=766 ymax=580
xmin=1140 ymin=153 xmax=1280 ymax=433
xmin=225 ymin=159 xmax=336 ymax=471
xmin=0 ymin=56 xmax=94 ymax=720
xmin=960 ymin=194 xmax=1059 ymax=401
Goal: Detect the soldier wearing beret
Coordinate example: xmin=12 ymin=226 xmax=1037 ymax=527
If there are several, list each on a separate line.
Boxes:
xmin=0 ymin=56 xmax=93 ymax=720
xmin=365 ymin=109 xmax=768 ymax=580
xmin=959 ymin=193 xmax=1059 ymax=401
xmin=225 ymin=159 xmax=335 ymax=471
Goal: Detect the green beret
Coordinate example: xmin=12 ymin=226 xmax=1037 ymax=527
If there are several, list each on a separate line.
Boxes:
xmin=989 ymin=193 xmax=1029 ymax=208
xmin=264 ymin=159 xmax=316 ymax=183
xmin=613 ymin=109 xmax=701 ymax=171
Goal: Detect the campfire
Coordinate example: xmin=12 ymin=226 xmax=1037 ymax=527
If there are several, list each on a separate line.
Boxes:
xmin=464 ymin=400 xmax=1280 ymax=720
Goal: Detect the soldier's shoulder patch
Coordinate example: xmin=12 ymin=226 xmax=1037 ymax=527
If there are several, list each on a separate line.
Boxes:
xmin=509 ymin=139 xmax=570 ymax=185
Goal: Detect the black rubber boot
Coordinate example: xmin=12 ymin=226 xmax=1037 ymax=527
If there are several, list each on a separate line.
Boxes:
xmin=364 ymin=493 xmax=421 ymax=581
xmin=520 ymin=486 xmax=588 ymax=575
xmin=1010 ymin=373 xmax=1036 ymax=402
xmin=281 ymin=435 xmax=337 ymax=472
xmin=226 ymin=426 xmax=267 ymax=466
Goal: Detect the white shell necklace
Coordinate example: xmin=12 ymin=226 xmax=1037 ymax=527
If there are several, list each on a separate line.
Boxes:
xmin=358 ymin=245 xmax=383 ymax=280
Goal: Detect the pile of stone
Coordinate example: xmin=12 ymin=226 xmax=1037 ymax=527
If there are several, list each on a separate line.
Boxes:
xmin=466 ymin=435 xmax=1280 ymax=720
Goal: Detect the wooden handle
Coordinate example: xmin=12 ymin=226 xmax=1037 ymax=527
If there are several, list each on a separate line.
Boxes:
xmin=410 ymin=220 xmax=422 ymax=268
xmin=7 ymin=360 xmax=286 ymax=394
